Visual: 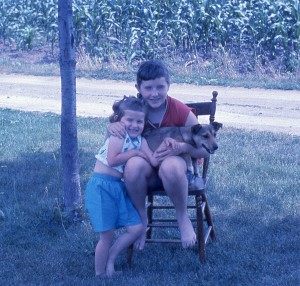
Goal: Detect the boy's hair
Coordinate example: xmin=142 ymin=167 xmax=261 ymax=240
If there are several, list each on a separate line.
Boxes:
xmin=109 ymin=96 xmax=147 ymax=123
xmin=136 ymin=60 xmax=170 ymax=88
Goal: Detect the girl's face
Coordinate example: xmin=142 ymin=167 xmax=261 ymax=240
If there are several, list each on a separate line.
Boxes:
xmin=120 ymin=109 xmax=145 ymax=138
xmin=136 ymin=77 xmax=169 ymax=109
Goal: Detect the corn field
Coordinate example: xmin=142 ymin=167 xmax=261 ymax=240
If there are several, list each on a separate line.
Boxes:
xmin=0 ymin=0 xmax=299 ymax=72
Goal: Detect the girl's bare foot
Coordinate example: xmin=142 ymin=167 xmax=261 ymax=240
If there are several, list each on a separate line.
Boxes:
xmin=105 ymin=259 xmax=114 ymax=277
xmin=106 ymin=270 xmax=123 ymax=277
xmin=106 ymin=260 xmax=123 ymax=277
xmin=95 ymin=273 xmax=106 ymax=278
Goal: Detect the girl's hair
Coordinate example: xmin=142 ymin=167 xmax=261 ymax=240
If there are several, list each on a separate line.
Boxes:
xmin=109 ymin=96 xmax=147 ymax=123
xmin=136 ymin=60 xmax=170 ymax=88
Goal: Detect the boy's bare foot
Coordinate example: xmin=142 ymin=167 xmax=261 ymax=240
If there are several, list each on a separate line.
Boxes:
xmin=179 ymin=217 xmax=197 ymax=248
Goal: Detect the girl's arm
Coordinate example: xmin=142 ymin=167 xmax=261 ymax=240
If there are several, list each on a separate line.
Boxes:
xmin=140 ymin=138 xmax=159 ymax=167
xmin=107 ymin=136 xmax=147 ymax=166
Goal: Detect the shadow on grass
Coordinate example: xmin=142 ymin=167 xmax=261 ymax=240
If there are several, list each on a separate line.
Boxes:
xmin=1 ymin=112 xmax=299 ymax=285
xmin=0 ymin=149 xmax=98 ymax=285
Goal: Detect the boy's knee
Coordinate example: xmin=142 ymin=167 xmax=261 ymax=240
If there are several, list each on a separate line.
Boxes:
xmin=159 ymin=158 xmax=186 ymax=180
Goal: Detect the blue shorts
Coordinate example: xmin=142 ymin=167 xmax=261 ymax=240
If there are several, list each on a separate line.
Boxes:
xmin=85 ymin=173 xmax=141 ymax=232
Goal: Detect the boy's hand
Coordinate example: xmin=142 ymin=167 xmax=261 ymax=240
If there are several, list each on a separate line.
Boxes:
xmin=107 ymin=122 xmax=126 ymax=138
xmin=162 ymin=137 xmax=180 ymax=152
xmin=154 ymin=138 xmax=185 ymax=162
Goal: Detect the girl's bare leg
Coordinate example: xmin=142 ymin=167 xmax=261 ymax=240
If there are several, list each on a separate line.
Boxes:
xmin=124 ymin=157 xmax=153 ymax=250
xmin=95 ymin=230 xmax=114 ymax=276
xmin=106 ymin=224 xmax=143 ymax=276
xmin=159 ymin=156 xmax=196 ymax=248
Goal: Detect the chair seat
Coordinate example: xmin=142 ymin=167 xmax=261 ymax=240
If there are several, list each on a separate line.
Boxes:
xmin=148 ymin=176 xmax=207 ymax=195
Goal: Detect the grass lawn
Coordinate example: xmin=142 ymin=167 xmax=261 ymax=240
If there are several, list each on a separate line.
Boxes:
xmin=0 ymin=109 xmax=299 ymax=286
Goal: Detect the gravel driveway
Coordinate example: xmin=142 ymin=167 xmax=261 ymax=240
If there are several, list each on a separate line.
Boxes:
xmin=1 ymin=73 xmax=300 ymax=135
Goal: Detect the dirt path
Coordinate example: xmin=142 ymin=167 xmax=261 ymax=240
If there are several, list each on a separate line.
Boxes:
xmin=1 ymin=73 xmax=300 ymax=135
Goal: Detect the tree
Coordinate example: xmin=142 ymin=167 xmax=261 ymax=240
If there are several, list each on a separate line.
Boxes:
xmin=58 ymin=0 xmax=81 ymax=217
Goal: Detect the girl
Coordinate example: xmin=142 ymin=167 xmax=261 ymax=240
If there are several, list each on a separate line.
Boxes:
xmin=85 ymin=96 xmax=158 ymax=277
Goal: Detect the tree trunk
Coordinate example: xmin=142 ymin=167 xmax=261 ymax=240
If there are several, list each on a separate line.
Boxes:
xmin=58 ymin=0 xmax=82 ymax=216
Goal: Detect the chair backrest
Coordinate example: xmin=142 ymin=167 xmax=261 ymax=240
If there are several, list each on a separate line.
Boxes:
xmin=185 ymin=91 xmax=218 ymax=179
xmin=185 ymin=91 xmax=218 ymax=124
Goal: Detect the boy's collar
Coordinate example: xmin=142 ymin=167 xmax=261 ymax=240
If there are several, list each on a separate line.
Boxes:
xmin=146 ymin=96 xmax=168 ymax=129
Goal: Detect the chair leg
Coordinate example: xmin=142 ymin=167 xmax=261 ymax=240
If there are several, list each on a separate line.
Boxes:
xmin=196 ymin=195 xmax=206 ymax=263
xmin=147 ymin=195 xmax=154 ymax=239
xmin=129 ymin=193 xmax=215 ymax=265
xmin=202 ymin=193 xmax=216 ymax=240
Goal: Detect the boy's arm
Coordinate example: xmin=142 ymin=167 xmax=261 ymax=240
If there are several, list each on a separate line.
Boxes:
xmin=107 ymin=136 xmax=147 ymax=166
xmin=107 ymin=122 xmax=127 ymax=139
xmin=153 ymin=140 xmax=209 ymax=162
xmin=179 ymin=142 xmax=210 ymax=158
xmin=184 ymin=111 xmax=198 ymax=126
xmin=154 ymin=110 xmax=210 ymax=161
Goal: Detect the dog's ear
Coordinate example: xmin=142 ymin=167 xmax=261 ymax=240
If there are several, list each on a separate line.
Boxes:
xmin=212 ymin=122 xmax=223 ymax=132
xmin=191 ymin=124 xmax=202 ymax=134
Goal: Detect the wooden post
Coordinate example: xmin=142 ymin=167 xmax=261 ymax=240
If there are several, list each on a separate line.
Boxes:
xmin=58 ymin=0 xmax=82 ymax=217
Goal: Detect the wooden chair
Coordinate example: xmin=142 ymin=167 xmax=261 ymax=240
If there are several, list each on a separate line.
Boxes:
xmin=127 ymin=91 xmax=218 ymax=264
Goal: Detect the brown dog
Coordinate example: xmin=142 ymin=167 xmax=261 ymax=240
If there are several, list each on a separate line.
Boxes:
xmin=143 ymin=122 xmax=222 ymax=154
xmin=143 ymin=122 xmax=222 ymax=177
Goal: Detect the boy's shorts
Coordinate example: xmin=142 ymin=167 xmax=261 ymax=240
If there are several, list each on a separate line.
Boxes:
xmin=85 ymin=173 xmax=141 ymax=232
xmin=147 ymin=169 xmax=163 ymax=192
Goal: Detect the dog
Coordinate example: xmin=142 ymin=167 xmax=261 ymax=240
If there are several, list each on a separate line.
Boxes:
xmin=143 ymin=122 xmax=223 ymax=155
xmin=143 ymin=122 xmax=223 ymax=178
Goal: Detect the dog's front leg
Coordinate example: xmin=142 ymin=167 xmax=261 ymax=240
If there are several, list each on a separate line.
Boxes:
xmin=192 ymin=158 xmax=200 ymax=177
xmin=182 ymin=154 xmax=193 ymax=173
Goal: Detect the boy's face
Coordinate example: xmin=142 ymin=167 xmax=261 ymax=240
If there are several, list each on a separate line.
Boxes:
xmin=120 ymin=110 xmax=145 ymax=138
xmin=136 ymin=77 xmax=169 ymax=109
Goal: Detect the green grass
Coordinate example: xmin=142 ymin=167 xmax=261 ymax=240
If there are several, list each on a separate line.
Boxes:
xmin=1 ymin=0 xmax=299 ymax=76
xmin=1 ymin=109 xmax=299 ymax=286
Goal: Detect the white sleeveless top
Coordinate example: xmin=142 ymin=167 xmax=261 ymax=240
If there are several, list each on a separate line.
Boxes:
xmin=95 ymin=133 xmax=142 ymax=173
